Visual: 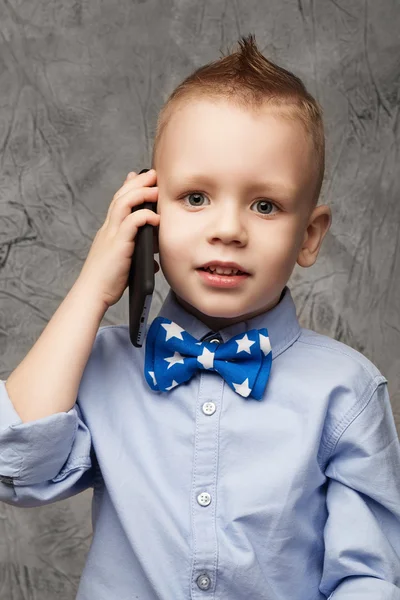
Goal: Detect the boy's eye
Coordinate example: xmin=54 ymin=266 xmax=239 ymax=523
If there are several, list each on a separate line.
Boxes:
xmin=182 ymin=192 xmax=279 ymax=216
xmin=253 ymin=200 xmax=277 ymax=215
xmin=185 ymin=192 xmax=206 ymax=206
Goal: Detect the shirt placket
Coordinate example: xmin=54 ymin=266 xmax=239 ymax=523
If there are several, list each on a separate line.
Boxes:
xmin=190 ymin=333 xmax=223 ymax=599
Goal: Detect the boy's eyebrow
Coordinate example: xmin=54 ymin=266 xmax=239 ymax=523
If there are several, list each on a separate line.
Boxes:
xmin=172 ymin=173 xmax=297 ymax=199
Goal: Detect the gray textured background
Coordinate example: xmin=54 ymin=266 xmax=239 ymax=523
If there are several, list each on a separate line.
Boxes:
xmin=1 ymin=0 xmax=399 ymax=598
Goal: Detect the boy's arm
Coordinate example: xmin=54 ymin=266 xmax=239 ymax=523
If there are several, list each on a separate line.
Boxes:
xmin=5 ymin=277 xmax=107 ymax=423
xmin=4 ymin=168 xmax=159 ymax=424
xmin=319 ymin=379 xmax=400 ymax=599
xmin=0 ymin=170 xmax=158 ymax=507
xmin=0 ymin=277 xmax=106 ymax=507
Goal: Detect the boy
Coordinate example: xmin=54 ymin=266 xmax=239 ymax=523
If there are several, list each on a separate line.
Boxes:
xmin=1 ymin=34 xmax=400 ymax=600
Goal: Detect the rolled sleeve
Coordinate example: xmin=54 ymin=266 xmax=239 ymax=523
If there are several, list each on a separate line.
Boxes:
xmin=320 ymin=380 xmax=400 ymax=599
xmin=0 ymin=380 xmax=94 ymax=507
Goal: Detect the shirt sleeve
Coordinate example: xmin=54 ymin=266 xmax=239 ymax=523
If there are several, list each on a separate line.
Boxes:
xmin=320 ymin=379 xmax=400 ymax=599
xmin=0 ymin=379 xmax=94 ymax=507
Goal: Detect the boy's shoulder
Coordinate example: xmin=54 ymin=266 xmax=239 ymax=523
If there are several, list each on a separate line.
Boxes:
xmin=295 ymin=327 xmax=387 ymax=387
xmin=91 ymin=325 xmax=139 ymax=362
xmin=97 ymin=324 xmax=130 ymax=338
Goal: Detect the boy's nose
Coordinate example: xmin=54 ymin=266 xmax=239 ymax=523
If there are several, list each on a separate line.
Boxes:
xmin=206 ymin=209 xmax=248 ymax=246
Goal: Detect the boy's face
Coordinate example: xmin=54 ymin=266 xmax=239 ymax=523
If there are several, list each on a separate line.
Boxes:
xmin=154 ymin=99 xmax=330 ymax=331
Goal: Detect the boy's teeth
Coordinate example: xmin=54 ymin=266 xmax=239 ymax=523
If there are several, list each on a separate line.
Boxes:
xmin=206 ymin=266 xmax=242 ymax=275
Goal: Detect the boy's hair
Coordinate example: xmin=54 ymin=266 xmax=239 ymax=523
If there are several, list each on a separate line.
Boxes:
xmin=151 ymin=33 xmax=325 ymax=210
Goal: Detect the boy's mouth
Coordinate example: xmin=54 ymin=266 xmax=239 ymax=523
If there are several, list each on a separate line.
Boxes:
xmin=198 ymin=266 xmax=247 ymax=276
xmin=197 ymin=261 xmax=250 ymax=276
xmin=196 ymin=266 xmax=250 ymax=287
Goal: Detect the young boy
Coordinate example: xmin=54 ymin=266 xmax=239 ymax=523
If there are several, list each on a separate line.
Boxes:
xmin=1 ymin=34 xmax=399 ymax=600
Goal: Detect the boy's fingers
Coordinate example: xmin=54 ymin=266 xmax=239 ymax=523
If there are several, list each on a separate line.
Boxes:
xmin=125 ymin=172 xmax=137 ymax=182
xmin=109 ymin=187 xmax=159 ymax=230
xmin=106 ymin=170 xmax=157 ymax=223
xmin=118 ymin=207 xmax=160 ymax=245
xmin=115 ymin=169 xmax=156 ymax=201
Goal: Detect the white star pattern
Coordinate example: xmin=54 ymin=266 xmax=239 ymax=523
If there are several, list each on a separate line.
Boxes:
xmin=146 ymin=319 xmax=272 ymax=400
xmin=161 ymin=321 xmax=185 ymax=341
xmin=197 ymin=347 xmax=215 ymax=370
xmin=164 ymin=351 xmax=185 ymax=369
xmin=166 ymin=380 xmax=179 ymax=390
xmin=259 ymin=333 xmax=271 ymax=356
xmin=232 ymin=378 xmax=252 ymax=397
xmin=235 ymin=334 xmax=255 ymax=354
xmin=148 ymin=371 xmax=157 ymax=386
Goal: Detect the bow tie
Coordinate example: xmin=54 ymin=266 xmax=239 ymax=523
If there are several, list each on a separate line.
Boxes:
xmin=144 ymin=317 xmax=272 ymax=400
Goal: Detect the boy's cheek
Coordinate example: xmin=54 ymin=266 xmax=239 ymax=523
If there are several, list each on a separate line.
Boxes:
xmin=157 ymin=236 xmax=181 ymax=265
xmin=157 ymin=213 xmax=195 ymax=254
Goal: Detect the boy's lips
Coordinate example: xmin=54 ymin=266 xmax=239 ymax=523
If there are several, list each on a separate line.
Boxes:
xmin=197 ymin=268 xmax=249 ymax=288
xmin=197 ymin=260 xmax=250 ymax=274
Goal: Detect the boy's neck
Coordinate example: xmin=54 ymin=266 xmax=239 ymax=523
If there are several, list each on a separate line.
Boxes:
xmin=172 ymin=288 xmax=286 ymax=332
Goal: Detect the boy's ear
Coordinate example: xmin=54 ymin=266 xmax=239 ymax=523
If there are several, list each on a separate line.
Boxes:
xmin=296 ymin=205 xmax=331 ymax=268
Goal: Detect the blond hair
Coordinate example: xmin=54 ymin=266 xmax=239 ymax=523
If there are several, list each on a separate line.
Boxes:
xmin=151 ymin=33 xmax=325 ymax=209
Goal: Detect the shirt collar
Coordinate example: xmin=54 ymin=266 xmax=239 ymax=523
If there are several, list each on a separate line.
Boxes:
xmin=156 ymin=285 xmax=301 ymax=361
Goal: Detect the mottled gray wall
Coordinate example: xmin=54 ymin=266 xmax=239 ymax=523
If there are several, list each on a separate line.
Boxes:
xmin=0 ymin=0 xmax=399 ymax=597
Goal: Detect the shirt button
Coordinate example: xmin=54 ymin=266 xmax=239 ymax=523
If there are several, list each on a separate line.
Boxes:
xmin=209 ymin=338 xmax=221 ymax=344
xmin=202 ymin=401 xmax=216 ymax=416
xmin=196 ymin=573 xmax=211 ymax=590
xmin=197 ymin=492 xmax=211 ymax=507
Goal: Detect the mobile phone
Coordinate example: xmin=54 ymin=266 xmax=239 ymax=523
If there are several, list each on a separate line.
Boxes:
xmin=128 ymin=168 xmax=158 ymax=347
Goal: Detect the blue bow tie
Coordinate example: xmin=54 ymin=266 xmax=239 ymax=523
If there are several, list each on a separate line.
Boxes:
xmin=144 ymin=317 xmax=272 ymax=400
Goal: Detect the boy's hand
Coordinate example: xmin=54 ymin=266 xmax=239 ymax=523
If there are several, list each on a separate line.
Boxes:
xmin=77 ymin=169 xmax=160 ymax=310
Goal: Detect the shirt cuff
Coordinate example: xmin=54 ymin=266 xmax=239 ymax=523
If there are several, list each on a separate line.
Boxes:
xmin=0 ymin=379 xmax=85 ymax=486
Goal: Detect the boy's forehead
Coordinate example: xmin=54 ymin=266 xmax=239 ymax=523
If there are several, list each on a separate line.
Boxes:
xmin=159 ymin=127 xmax=310 ymax=185
xmin=154 ymin=98 xmax=318 ymax=209
xmin=164 ymin=96 xmax=304 ymax=132
xmin=160 ymin=99 xmax=312 ymax=161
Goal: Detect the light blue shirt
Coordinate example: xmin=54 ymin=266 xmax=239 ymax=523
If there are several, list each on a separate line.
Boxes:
xmin=1 ymin=285 xmax=400 ymax=599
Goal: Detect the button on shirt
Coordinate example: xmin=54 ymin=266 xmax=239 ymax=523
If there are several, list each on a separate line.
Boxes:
xmin=1 ymin=286 xmax=400 ymax=600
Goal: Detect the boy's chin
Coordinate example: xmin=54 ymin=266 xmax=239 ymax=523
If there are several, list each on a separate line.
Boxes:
xmin=174 ymin=292 xmax=250 ymax=327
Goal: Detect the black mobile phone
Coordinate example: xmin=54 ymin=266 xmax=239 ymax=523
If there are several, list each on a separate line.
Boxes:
xmin=128 ymin=168 xmax=158 ymax=347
